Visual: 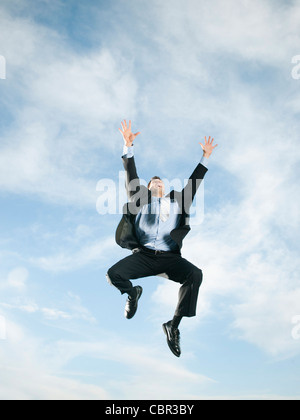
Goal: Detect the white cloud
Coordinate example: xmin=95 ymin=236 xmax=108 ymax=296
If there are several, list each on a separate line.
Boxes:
xmin=0 ymin=315 xmax=110 ymax=399
xmin=0 ymin=304 xmax=214 ymax=399
xmin=45 ymin=335 xmax=215 ymax=400
xmin=0 ymin=267 xmax=28 ymax=291
xmin=0 ymin=267 xmax=97 ymax=325
xmin=231 ymin=288 xmax=300 ymax=358
xmin=150 ymin=0 xmax=300 ymax=65
xmin=30 ymin=235 xmax=116 ymax=272
xmin=0 ymin=5 xmax=138 ymax=206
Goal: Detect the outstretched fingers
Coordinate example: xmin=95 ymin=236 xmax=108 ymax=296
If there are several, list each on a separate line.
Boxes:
xmin=204 ymin=136 xmax=218 ymax=148
xmin=119 ymin=120 xmax=128 ymax=135
xmin=209 ymin=137 xmax=218 ymax=149
xmin=204 ymin=135 xmax=214 ymax=144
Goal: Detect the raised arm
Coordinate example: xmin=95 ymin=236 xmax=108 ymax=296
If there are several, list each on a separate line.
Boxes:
xmin=119 ymin=120 xmax=143 ymax=202
xmin=180 ymin=136 xmax=218 ymax=213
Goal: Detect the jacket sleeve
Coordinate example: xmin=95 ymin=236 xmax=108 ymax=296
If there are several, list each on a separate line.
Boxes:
xmin=180 ymin=162 xmax=208 ymax=213
xmin=122 ymin=156 xmax=141 ymax=201
xmin=122 ymin=156 xmax=149 ymax=215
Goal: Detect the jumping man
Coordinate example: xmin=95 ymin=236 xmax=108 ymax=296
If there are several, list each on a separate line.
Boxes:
xmin=106 ymin=120 xmax=217 ymax=357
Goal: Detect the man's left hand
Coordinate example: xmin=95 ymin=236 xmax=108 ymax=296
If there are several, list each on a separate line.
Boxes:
xmin=199 ymin=136 xmax=218 ymax=158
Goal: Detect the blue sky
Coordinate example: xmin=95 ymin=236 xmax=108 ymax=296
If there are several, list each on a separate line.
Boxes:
xmin=0 ymin=0 xmax=300 ymax=400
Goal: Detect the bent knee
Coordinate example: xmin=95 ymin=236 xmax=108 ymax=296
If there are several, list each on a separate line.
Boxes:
xmin=193 ymin=268 xmax=203 ymax=287
xmin=106 ymin=271 xmax=113 ymax=286
xmin=106 ymin=266 xmax=118 ymax=285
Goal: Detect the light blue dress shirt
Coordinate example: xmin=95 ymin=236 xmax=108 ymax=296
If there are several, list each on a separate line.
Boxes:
xmin=123 ymin=145 xmax=209 ymax=251
xmin=135 ymin=196 xmax=181 ymax=251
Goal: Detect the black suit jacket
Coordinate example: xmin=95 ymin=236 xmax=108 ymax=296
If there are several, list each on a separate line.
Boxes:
xmin=115 ymin=155 xmax=208 ymax=251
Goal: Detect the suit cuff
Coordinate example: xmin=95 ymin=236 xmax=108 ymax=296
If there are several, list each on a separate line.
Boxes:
xmin=123 ymin=145 xmax=134 ymax=158
xmin=200 ymin=155 xmax=209 ymax=168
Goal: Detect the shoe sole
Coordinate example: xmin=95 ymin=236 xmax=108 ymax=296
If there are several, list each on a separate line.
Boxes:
xmin=162 ymin=323 xmax=180 ymax=357
xmin=125 ymin=287 xmax=143 ymax=319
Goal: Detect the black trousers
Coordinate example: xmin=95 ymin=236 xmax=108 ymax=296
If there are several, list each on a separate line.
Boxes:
xmin=106 ymin=247 xmax=203 ymax=318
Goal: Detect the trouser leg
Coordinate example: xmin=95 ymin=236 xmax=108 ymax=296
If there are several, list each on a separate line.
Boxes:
xmin=175 ymin=268 xmax=202 ymax=317
xmin=165 ymin=256 xmax=203 ymax=318
xmin=106 ymin=251 xmax=157 ymax=295
xmin=107 ymin=250 xmax=202 ymax=317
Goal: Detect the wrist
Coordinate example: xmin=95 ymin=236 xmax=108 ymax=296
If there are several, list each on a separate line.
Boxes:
xmin=203 ymin=152 xmax=211 ymax=158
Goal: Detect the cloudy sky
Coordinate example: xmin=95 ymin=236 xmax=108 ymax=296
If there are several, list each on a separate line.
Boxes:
xmin=0 ymin=0 xmax=300 ymax=400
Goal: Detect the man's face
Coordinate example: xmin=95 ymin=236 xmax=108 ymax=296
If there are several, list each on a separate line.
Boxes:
xmin=149 ymin=178 xmax=165 ymax=196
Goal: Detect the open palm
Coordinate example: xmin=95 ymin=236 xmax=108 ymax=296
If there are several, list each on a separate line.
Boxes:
xmin=199 ymin=136 xmax=218 ymax=157
xmin=119 ymin=120 xmax=141 ymax=147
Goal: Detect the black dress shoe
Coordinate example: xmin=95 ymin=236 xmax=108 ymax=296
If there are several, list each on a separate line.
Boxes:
xmin=162 ymin=321 xmax=181 ymax=357
xmin=124 ymin=286 xmax=143 ymax=319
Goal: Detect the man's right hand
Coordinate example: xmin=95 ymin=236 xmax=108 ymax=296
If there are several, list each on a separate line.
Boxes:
xmin=119 ymin=120 xmax=141 ymax=147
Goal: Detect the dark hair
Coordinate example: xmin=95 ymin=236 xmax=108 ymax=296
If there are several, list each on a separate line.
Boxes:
xmin=147 ymin=176 xmax=161 ymax=189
